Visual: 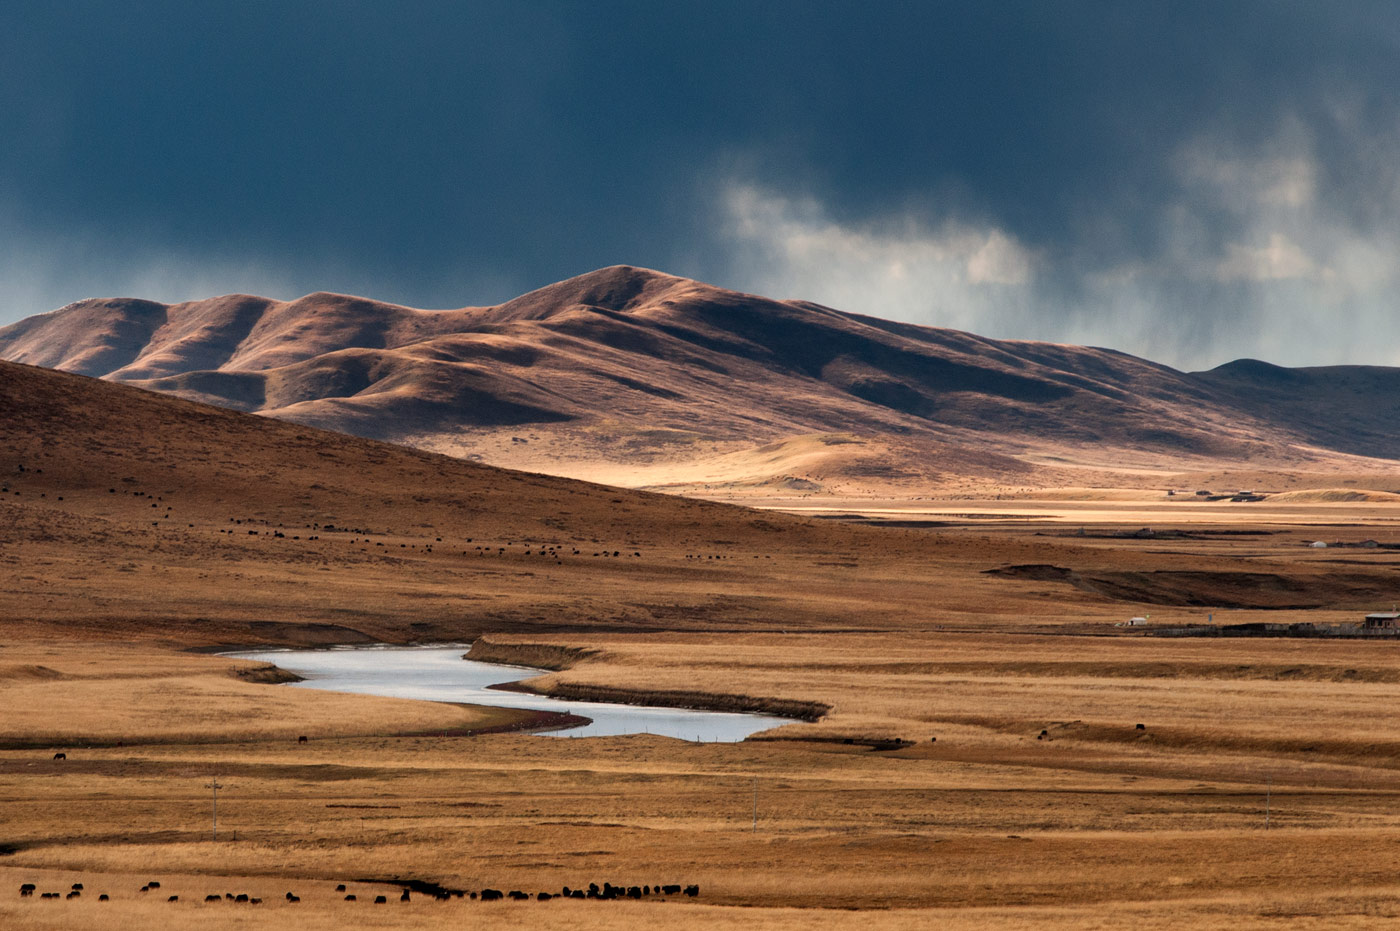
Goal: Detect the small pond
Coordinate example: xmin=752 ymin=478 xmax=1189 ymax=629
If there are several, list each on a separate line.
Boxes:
xmin=223 ymin=644 xmax=793 ymax=742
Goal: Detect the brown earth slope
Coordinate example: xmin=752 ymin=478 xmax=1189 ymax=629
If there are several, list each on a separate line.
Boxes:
xmin=0 ymin=358 xmax=921 ymax=642
xmin=6 ymin=266 xmax=1399 ymax=493
xmin=1 ymin=358 xmax=1397 ymax=645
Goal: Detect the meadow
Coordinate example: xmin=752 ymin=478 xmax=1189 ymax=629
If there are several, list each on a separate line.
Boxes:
xmin=11 ymin=577 xmax=1400 ymax=928
xmin=8 ymin=361 xmax=1400 ymax=926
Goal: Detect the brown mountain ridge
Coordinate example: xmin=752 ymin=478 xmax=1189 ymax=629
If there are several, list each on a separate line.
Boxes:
xmin=4 ymin=265 xmax=1398 ymax=492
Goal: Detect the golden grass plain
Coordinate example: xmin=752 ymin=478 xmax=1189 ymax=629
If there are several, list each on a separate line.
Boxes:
xmin=10 ymin=362 xmax=1400 ymax=926
xmin=11 ymin=608 xmax=1400 ymax=927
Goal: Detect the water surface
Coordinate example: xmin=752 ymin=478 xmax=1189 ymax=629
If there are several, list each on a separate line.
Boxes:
xmin=224 ymin=644 xmax=791 ymax=742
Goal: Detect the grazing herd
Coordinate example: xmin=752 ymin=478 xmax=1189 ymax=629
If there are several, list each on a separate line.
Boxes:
xmin=18 ymin=878 xmax=700 ymax=906
xmin=20 ymin=882 xmax=100 ymax=901
xmin=458 ymin=882 xmax=701 ymax=902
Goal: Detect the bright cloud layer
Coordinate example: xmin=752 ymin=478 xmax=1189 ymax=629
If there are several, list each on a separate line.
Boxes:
xmin=719 ymin=183 xmax=1039 ymax=335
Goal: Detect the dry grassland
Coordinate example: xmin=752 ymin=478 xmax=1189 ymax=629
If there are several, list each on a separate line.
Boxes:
xmin=10 ymin=362 xmax=1400 ymax=925
xmin=8 ymin=622 xmax=1400 ymax=927
xmin=0 ymin=642 xmax=530 ymax=746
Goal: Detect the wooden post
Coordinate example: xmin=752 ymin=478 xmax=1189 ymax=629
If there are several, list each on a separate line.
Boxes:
xmin=205 ymin=776 xmax=224 ymax=841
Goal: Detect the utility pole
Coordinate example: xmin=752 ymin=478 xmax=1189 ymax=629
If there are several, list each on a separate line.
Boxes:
xmin=205 ymin=775 xmax=225 ymax=841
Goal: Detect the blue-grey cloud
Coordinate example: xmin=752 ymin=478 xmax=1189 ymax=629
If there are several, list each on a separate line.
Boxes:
xmin=2 ymin=2 xmax=1397 ymax=367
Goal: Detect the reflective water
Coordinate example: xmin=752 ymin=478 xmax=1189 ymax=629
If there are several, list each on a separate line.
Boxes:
xmin=223 ymin=644 xmax=792 ymax=742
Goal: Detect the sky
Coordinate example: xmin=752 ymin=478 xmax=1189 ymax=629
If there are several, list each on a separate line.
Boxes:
xmin=2 ymin=1 xmax=1398 ymax=369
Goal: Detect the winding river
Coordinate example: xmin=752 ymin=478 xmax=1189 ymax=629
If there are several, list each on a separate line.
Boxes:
xmin=223 ymin=644 xmax=792 ymax=742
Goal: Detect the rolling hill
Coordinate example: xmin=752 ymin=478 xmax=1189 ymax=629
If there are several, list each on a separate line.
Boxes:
xmin=0 ymin=356 xmax=921 ymax=640
xmin=4 ymin=357 xmax=1395 ymax=647
xmin=4 ymin=265 xmax=1399 ymax=493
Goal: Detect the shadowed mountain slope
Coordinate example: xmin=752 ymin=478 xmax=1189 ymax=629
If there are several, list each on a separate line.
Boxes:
xmin=5 ymin=266 xmax=1399 ymax=490
xmin=0 ymin=357 xmax=809 ymax=549
xmin=0 ymin=357 xmax=923 ymax=639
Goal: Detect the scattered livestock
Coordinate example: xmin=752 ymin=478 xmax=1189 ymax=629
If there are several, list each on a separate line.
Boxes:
xmin=467 ymin=880 xmax=702 ymax=902
xmin=52 ymin=752 xmax=65 ymax=760
xmin=19 ymin=878 xmax=701 ymax=905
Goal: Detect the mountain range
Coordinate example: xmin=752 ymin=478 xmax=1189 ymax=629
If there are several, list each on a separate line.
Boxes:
xmin=4 ymin=265 xmax=1398 ymax=492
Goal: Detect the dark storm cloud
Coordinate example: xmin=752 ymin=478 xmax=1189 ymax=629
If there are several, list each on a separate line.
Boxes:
xmin=1 ymin=2 xmax=1397 ymax=366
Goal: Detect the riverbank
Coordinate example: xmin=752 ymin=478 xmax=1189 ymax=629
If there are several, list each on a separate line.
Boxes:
xmin=469 ymin=637 xmax=830 ymax=722
xmin=0 ymin=640 xmax=532 ymax=748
